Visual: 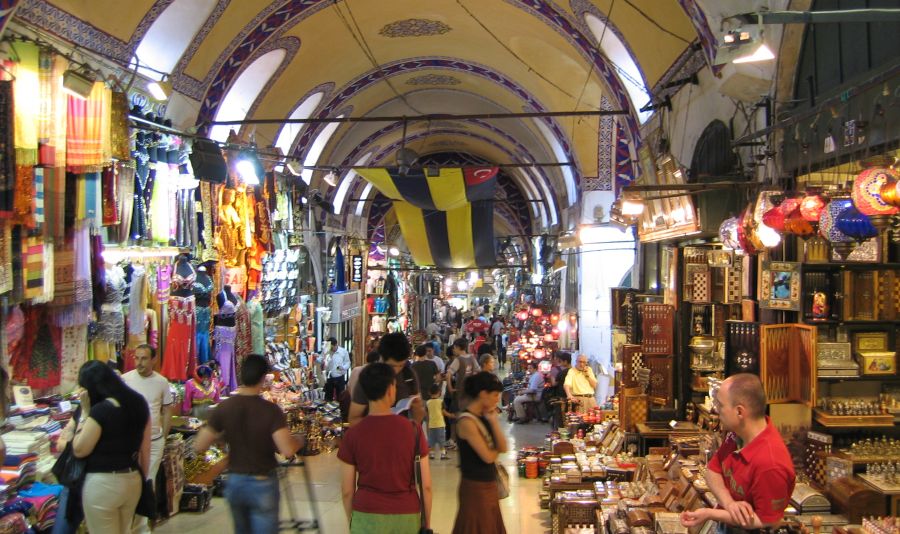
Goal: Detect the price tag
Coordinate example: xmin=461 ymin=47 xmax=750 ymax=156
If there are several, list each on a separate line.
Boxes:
xmin=59 ymin=400 xmax=72 ymax=413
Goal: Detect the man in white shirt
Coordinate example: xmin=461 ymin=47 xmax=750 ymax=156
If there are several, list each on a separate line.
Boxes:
xmin=323 ymin=336 xmax=351 ymax=401
xmin=513 ymin=362 xmax=547 ymax=423
xmin=424 ymin=343 xmax=445 ymax=374
xmin=122 ymin=344 xmax=174 ymax=534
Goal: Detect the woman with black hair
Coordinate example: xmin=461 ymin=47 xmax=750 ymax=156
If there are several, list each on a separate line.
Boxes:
xmin=452 ymin=371 xmax=508 ymax=534
xmin=72 ymin=360 xmax=151 ymax=534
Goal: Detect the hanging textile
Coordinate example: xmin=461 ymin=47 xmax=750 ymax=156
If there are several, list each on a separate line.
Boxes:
xmin=4 ymin=304 xmax=24 ymax=370
xmin=76 ymin=172 xmax=102 ymax=223
xmin=0 ymin=220 xmax=11 ymax=294
xmin=21 ymin=231 xmax=44 ymax=300
xmin=66 ymin=82 xmax=111 ymax=173
xmin=0 ymin=80 xmax=14 ymax=217
xmin=59 ymin=324 xmax=87 ymax=393
xmin=128 ymin=265 xmax=148 ymax=335
xmin=31 ymin=237 xmax=54 ymax=304
xmin=150 ymin=159 xmax=170 ymax=244
xmin=48 ymin=222 xmax=92 ymax=326
xmin=101 ymin=165 xmax=118 ymax=226
xmin=90 ymin=233 xmax=105 ymax=314
xmin=41 ymin=166 xmax=65 ymax=243
xmin=109 ymin=91 xmax=130 ymax=161
xmin=33 ymin=166 xmax=44 ymax=225
xmin=10 ymin=305 xmax=61 ymax=391
xmin=38 ymin=49 xmax=67 ymax=166
xmin=9 ymin=43 xmax=40 ymax=227
xmin=116 ymin=163 xmax=134 ymax=244
xmin=354 ymin=166 xmax=499 ymax=268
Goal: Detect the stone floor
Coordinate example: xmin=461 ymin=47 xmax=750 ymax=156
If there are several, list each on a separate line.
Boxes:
xmin=157 ymin=408 xmax=553 ymax=534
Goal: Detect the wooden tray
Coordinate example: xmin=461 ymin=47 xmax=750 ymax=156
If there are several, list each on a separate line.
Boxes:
xmin=813 ymin=408 xmax=895 ymax=427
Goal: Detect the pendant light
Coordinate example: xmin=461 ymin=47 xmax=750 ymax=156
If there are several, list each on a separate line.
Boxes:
xmin=852 ymin=156 xmax=899 ymax=231
xmin=819 ymin=196 xmax=855 ymax=259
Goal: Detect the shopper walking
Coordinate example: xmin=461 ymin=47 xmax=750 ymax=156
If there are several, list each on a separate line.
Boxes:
xmin=564 ymin=354 xmax=598 ymax=413
xmin=122 ymin=344 xmax=174 ymax=534
xmin=72 ymin=361 xmax=151 ymax=534
xmin=452 ymin=371 xmax=508 ymax=534
xmin=426 ymin=384 xmax=453 ymax=460
xmin=323 ymin=337 xmax=351 ymax=401
xmin=339 ymin=362 xmax=432 ymax=533
xmin=412 ymin=345 xmax=440 ymax=400
xmin=446 ymin=338 xmax=480 ymax=412
xmin=347 ymin=350 xmax=380 ymax=401
xmin=348 ymin=332 xmax=425 ymax=425
xmin=194 ymin=355 xmax=303 ymax=534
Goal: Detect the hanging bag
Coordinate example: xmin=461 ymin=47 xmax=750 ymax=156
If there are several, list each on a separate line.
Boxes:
xmin=133 ymin=451 xmax=158 ymax=519
xmin=457 ymin=412 xmax=510 ymax=499
xmin=51 ymin=421 xmax=86 ymax=488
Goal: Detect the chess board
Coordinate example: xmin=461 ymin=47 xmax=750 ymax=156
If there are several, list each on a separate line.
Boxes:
xmin=622 ymin=344 xmax=643 ymax=388
xmin=805 ymin=431 xmax=833 ymax=487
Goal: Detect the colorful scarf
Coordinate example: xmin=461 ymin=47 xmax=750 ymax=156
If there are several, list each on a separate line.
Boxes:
xmin=30 ymin=234 xmax=53 ymax=304
xmin=38 ymin=49 xmax=67 ymax=166
xmin=109 ymin=91 xmax=129 ymax=161
xmin=116 ymin=163 xmax=134 ymax=244
xmin=76 ymin=171 xmax=101 ymax=223
xmin=33 ymin=166 xmax=43 ymax=225
xmin=21 ymin=231 xmax=44 ymax=300
xmin=0 ymin=220 xmax=11 ymax=294
xmin=66 ymin=82 xmax=111 ymax=173
xmin=0 ymin=80 xmax=15 ymax=217
xmin=12 ymin=305 xmax=61 ymax=391
xmin=128 ymin=264 xmax=147 ymax=335
xmin=42 ymin=166 xmax=65 ymax=240
xmin=101 ymin=165 xmax=118 ymax=226
xmin=10 ymin=42 xmax=39 ymax=159
xmin=49 ymin=222 xmax=92 ymax=326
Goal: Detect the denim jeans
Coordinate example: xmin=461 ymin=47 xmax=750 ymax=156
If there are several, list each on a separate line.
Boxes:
xmin=224 ymin=473 xmax=280 ymax=534
xmin=51 ymin=487 xmax=80 ymax=534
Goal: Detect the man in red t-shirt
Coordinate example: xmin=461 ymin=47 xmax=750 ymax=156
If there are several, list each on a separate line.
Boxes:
xmin=681 ymin=373 xmax=795 ymax=531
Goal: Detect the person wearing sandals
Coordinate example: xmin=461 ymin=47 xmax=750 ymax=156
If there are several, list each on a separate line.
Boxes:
xmin=339 ymin=362 xmax=432 ymax=533
xmin=452 ymin=371 xmax=508 ymax=534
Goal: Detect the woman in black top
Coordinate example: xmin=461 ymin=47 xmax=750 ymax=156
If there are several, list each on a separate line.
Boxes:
xmin=452 ymin=371 xmax=508 ymax=534
xmin=73 ymin=361 xmax=151 ymax=534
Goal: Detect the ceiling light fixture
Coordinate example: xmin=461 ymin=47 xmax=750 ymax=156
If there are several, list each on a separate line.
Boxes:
xmin=322 ymin=170 xmax=338 ymax=187
xmin=388 ymin=246 xmax=400 ymax=257
xmin=62 ymin=67 xmax=96 ymax=100
xmin=147 ymin=76 xmax=172 ymax=101
xmin=715 ymin=17 xmax=775 ymax=65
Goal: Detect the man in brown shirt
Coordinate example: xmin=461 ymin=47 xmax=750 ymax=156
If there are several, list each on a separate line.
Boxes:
xmin=195 ymin=355 xmax=302 ymax=534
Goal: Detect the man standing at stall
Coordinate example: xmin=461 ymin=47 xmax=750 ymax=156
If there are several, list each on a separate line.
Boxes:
xmin=323 ymin=337 xmax=351 ymax=402
xmin=122 ymin=344 xmax=174 ymax=534
xmin=680 ymin=373 xmax=795 ymax=532
xmin=564 ymin=354 xmax=598 ymax=413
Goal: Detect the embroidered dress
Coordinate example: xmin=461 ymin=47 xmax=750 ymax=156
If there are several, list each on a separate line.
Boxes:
xmin=161 ymin=295 xmax=196 ymax=381
xmin=214 ymin=299 xmax=237 ymax=392
xmin=182 ymin=378 xmax=220 ymax=419
xmin=195 ymin=306 xmax=211 ymax=365
xmin=247 ymin=298 xmax=265 ymax=355
xmin=97 ymin=266 xmax=126 ymax=344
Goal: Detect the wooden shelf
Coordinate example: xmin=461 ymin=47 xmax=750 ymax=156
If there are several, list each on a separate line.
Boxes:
xmin=817 ymin=374 xmax=900 ymax=381
xmin=802 ymin=262 xmax=900 ymax=271
xmin=813 ymin=408 xmax=895 ymax=428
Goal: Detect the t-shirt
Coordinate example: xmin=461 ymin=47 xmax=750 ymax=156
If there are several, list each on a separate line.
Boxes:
xmin=564 ymin=366 xmax=596 ymax=396
xmin=351 ymin=362 xmax=420 ymax=407
xmin=447 ymin=355 xmax=480 ymax=395
xmin=337 ymin=415 xmax=427 ymax=515
xmin=427 ymin=355 xmax=445 ymax=374
xmin=708 ymin=417 xmax=796 ymax=524
xmin=207 ymin=395 xmax=288 ymax=475
xmin=86 ymin=399 xmax=149 ymax=473
xmin=411 ymin=360 xmax=438 ymax=399
xmin=122 ymin=370 xmax=173 ymax=440
xmin=426 ymin=398 xmax=445 ymax=429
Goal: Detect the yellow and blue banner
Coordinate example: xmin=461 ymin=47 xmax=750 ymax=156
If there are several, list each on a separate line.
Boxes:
xmin=355 ymin=167 xmax=499 ymax=268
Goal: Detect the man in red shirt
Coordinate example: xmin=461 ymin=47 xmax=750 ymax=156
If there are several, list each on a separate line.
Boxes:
xmin=681 ymin=373 xmax=795 ymax=531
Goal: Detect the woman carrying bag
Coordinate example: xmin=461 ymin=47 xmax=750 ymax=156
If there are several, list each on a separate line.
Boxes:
xmin=452 ymin=371 xmax=509 ymax=534
xmin=72 ymin=361 xmax=151 ymax=534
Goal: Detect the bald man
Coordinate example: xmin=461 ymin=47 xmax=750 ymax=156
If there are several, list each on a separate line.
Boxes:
xmin=681 ymin=373 xmax=795 ymax=531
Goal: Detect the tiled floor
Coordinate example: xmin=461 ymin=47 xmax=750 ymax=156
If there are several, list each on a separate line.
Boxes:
xmin=156 ymin=415 xmax=553 ymax=534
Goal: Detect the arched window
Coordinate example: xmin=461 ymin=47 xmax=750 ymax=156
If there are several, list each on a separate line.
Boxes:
xmin=333 ymin=152 xmax=374 ymax=214
xmin=355 ymin=182 xmax=374 ymax=216
xmin=131 ymin=0 xmax=217 ymax=80
xmin=209 ymin=49 xmax=287 ymax=142
xmin=300 ymin=116 xmax=343 ymax=184
xmin=532 ymin=118 xmax=573 ymax=216
xmin=585 ymin=14 xmax=651 ymax=123
xmin=274 ymin=91 xmax=324 ymax=156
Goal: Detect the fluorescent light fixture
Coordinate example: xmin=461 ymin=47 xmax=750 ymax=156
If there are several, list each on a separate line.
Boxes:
xmin=147 ymin=78 xmax=172 ymax=101
xmin=237 ymin=159 xmax=260 ymax=185
xmin=457 ymin=280 xmax=468 ymax=291
xmin=469 ymin=271 xmax=479 ymax=284
xmin=62 ymin=68 xmax=95 ymax=99
xmin=388 ymin=246 xmax=400 ymax=257
xmin=732 ymin=42 xmax=775 ymax=64
xmin=323 ymin=170 xmax=338 ymax=187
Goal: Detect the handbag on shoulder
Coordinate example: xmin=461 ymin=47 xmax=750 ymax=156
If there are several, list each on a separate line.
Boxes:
xmin=457 ymin=412 xmax=510 ymax=499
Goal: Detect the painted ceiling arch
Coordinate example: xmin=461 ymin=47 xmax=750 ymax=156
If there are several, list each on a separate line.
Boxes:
xmin=13 ymin=0 xmax=722 ymax=233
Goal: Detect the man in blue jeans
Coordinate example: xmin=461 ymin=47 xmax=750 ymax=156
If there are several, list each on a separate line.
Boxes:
xmin=195 ymin=355 xmax=303 ymax=533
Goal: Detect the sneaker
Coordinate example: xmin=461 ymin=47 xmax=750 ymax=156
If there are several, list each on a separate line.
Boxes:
xmin=429 ymin=453 xmax=435 ymax=460
xmin=445 ymin=440 xmax=457 ymax=450
xmin=440 ymin=452 xmax=449 ymax=460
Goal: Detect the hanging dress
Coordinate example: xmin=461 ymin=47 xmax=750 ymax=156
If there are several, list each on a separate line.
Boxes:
xmin=193 ymin=276 xmax=214 ymax=365
xmin=214 ymin=299 xmax=238 ymax=393
xmin=160 ymin=269 xmax=197 ymax=381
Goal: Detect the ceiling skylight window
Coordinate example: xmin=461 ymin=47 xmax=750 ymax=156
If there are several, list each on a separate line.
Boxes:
xmin=584 ymin=14 xmax=652 ymax=123
xmin=131 ymin=0 xmax=217 ymax=81
xmin=209 ymin=49 xmax=287 ymax=143
xmin=300 ymin=115 xmax=344 ymax=184
xmin=532 ymin=118 xmax=575 ymax=209
xmin=274 ymin=92 xmax=324 ymax=156
xmin=354 ymin=182 xmax=374 ymax=217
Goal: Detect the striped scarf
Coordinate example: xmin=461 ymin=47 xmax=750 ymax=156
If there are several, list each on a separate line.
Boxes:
xmin=66 ymin=82 xmax=111 ymax=173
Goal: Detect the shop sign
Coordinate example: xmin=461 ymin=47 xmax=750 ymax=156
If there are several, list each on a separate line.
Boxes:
xmin=329 ymin=290 xmax=361 ymax=323
xmin=351 ymin=255 xmax=363 ymax=282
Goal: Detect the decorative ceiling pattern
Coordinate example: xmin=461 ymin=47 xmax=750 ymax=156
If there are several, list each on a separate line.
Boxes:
xmin=378 ymin=18 xmax=452 ymax=38
xmin=11 ymin=0 xmax=725 ymax=237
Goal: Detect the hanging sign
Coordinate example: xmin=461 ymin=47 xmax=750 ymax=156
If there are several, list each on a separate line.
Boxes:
xmin=351 ymin=255 xmax=363 ymax=283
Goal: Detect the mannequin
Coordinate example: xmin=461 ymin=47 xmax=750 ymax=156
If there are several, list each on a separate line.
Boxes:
xmin=214 ymin=285 xmax=239 ymax=392
xmin=161 ymin=254 xmax=197 ymax=381
xmin=193 ymin=265 xmax=214 ymax=364
xmin=182 ymin=365 xmax=220 ymax=419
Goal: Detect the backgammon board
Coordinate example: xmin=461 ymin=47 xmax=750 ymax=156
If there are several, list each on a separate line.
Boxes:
xmin=725 ymin=321 xmax=760 ymax=376
xmin=760 ymin=323 xmax=816 ymax=406
xmin=640 ymin=303 xmax=674 ymax=355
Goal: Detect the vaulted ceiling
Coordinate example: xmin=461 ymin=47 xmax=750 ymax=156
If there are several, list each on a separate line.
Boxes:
xmin=13 ymin=0 xmax=723 ymax=237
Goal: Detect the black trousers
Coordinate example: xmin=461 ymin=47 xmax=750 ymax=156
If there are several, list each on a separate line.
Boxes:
xmin=324 ymin=376 xmax=346 ymax=401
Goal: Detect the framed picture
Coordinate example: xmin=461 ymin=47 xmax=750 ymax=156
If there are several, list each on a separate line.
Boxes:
xmin=759 ymin=261 xmax=802 ymax=311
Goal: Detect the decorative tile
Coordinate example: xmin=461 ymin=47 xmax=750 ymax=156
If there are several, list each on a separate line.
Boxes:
xmin=404 ymin=74 xmax=461 ymax=86
xmin=379 ymin=19 xmax=451 ymax=38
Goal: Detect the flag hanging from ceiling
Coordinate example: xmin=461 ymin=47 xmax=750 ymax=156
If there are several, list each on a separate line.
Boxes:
xmin=355 ymin=167 xmax=499 ymax=268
